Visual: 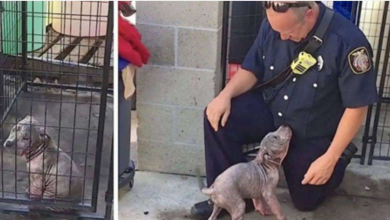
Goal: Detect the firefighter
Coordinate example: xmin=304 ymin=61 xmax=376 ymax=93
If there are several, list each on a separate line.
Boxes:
xmin=191 ymin=1 xmax=378 ymax=219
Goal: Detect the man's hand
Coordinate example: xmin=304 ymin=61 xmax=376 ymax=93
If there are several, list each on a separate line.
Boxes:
xmin=205 ymin=68 xmax=259 ymax=132
xmin=206 ymin=94 xmax=231 ymax=132
xmin=302 ymin=107 xmax=368 ymax=186
xmin=301 ymin=153 xmax=339 ymax=185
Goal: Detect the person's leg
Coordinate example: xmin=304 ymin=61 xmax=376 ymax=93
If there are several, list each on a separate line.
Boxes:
xmin=191 ymin=89 xmax=275 ymax=218
xmin=282 ymin=136 xmax=350 ymax=211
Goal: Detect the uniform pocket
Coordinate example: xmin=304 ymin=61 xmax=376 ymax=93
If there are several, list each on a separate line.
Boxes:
xmin=316 ymin=70 xmax=336 ymax=88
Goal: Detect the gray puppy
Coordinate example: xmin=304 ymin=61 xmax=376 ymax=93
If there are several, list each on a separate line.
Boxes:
xmin=198 ymin=125 xmax=292 ymax=220
xmin=3 ymin=115 xmax=83 ymax=214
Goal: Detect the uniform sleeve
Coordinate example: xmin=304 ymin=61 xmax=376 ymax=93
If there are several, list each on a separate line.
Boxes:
xmin=240 ymin=19 xmax=269 ymax=81
xmin=338 ymin=38 xmax=379 ymax=108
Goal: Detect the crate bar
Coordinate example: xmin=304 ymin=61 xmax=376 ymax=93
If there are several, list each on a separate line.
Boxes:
xmin=0 ymin=197 xmax=92 ymax=210
xmin=0 ymin=80 xmax=27 ymax=125
xmin=220 ymin=1 xmax=230 ymax=88
xmin=21 ymin=1 xmax=28 ymax=90
xmin=28 ymin=81 xmax=114 ymax=93
xmin=91 ymin=1 xmax=113 ymax=212
xmin=0 ymin=204 xmax=105 ymax=220
xmin=104 ymin=140 xmax=114 ymax=220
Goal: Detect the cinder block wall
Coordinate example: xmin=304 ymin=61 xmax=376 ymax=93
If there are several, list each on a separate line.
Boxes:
xmin=135 ymin=2 xmax=223 ymax=175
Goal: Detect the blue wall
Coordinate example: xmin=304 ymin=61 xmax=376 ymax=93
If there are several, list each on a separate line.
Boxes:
xmin=332 ymin=1 xmax=359 ymax=24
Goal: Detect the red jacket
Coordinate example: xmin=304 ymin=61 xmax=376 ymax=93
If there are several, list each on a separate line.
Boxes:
xmin=118 ymin=3 xmax=150 ymax=67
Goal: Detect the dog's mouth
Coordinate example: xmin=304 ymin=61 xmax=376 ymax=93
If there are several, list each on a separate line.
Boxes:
xmin=3 ymin=142 xmax=31 ymax=157
xmin=3 ymin=146 xmax=24 ymax=157
xmin=3 ymin=140 xmax=15 ymax=152
xmin=4 ymin=140 xmax=13 ymax=148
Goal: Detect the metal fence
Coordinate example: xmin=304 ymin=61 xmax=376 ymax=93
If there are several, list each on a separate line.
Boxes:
xmin=222 ymin=1 xmax=390 ymax=165
xmin=359 ymin=1 xmax=390 ymax=165
xmin=221 ymin=1 xmax=266 ymax=86
xmin=0 ymin=1 xmax=113 ymax=219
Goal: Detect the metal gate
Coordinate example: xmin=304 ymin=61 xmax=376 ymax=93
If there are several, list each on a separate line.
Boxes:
xmin=221 ymin=1 xmax=390 ymax=165
xmin=360 ymin=1 xmax=390 ymax=165
xmin=0 ymin=1 xmax=113 ymax=219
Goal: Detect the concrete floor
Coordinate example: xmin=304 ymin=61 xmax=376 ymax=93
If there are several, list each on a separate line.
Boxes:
xmin=118 ymin=171 xmax=390 ymax=220
xmin=0 ymin=89 xmax=113 ymax=219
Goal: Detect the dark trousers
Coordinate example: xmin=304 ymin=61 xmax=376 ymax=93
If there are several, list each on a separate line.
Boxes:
xmin=204 ymin=89 xmax=348 ymax=211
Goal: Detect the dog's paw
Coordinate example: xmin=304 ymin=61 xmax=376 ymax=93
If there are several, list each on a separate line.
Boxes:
xmin=253 ymin=198 xmax=273 ymax=216
xmin=256 ymin=207 xmax=273 ymax=216
xmin=27 ymin=193 xmax=42 ymax=201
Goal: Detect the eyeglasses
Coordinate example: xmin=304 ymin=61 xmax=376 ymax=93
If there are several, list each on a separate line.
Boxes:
xmin=262 ymin=1 xmax=312 ymax=13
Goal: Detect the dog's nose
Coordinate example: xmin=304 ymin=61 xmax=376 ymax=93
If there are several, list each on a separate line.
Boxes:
xmin=4 ymin=141 xmax=13 ymax=147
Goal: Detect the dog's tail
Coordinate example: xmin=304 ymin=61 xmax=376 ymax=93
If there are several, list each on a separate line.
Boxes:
xmin=195 ymin=167 xmax=214 ymax=196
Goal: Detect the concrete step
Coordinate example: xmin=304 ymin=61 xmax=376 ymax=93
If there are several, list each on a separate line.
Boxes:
xmin=119 ymin=171 xmax=390 ymax=220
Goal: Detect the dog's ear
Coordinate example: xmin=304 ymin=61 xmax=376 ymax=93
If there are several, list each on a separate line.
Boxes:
xmin=26 ymin=116 xmax=44 ymax=135
xmin=22 ymin=124 xmax=32 ymax=137
xmin=24 ymin=115 xmax=31 ymax=121
xmin=23 ymin=123 xmax=45 ymax=136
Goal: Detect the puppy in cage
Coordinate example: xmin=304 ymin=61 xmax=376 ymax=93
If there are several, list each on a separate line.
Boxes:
xmin=3 ymin=115 xmax=83 ymax=215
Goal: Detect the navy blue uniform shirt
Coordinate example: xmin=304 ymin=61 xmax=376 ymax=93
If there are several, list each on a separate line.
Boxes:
xmin=241 ymin=2 xmax=378 ymax=139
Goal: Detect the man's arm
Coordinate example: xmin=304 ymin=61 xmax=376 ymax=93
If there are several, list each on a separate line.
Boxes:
xmin=219 ymin=68 xmax=258 ymax=99
xmin=302 ymin=35 xmax=378 ymax=185
xmin=325 ymin=106 xmax=367 ymax=161
xmin=207 ymin=19 xmax=268 ymax=131
xmin=301 ymin=106 xmax=367 ymax=185
xmin=222 ymin=19 xmax=270 ymax=99
xmin=206 ymin=68 xmax=259 ymax=131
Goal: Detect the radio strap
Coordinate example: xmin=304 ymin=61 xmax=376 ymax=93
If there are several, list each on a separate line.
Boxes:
xmin=252 ymin=8 xmax=334 ymax=90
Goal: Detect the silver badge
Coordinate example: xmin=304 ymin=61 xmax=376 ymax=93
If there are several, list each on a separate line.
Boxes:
xmin=317 ymin=55 xmax=323 ymax=71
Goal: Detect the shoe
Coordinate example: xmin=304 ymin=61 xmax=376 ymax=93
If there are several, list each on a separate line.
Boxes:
xmin=341 ymin=142 xmax=358 ymax=164
xmin=190 ymin=199 xmax=255 ymax=219
xmin=190 ymin=199 xmax=220 ymax=220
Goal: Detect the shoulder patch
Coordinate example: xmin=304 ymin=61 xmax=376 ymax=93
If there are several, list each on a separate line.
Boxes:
xmin=348 ymin=47 xmax=371 ymax=74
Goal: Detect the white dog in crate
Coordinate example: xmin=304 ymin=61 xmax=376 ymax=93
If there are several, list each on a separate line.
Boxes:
xmin=3 ymin=115 xmax=83 ymax=214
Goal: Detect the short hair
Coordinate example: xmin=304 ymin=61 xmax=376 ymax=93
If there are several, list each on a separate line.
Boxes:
xmin=292 ymin=1 xmax=316 ymax=21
